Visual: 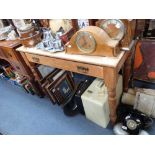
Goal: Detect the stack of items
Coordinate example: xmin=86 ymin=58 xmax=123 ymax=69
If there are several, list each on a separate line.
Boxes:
xmin=122 ymin=88 xmax=155 ymax=118
xmin=36 ymin=27 xmax=64 ymax=52
xmin=40 ymin=69 xmax=75 ymax=105
xmin=113 ymin=88 xmax=155 ymax=135
xmin=0 ymin=64 xmax=35 ymax=95
xmin=14 ymin=73 xmax=35 ymax=95
xmin=0 ymin=65 xmax=15 ymax=80
xmin=38 ymin=68 xmax=123 ymax=129
xmin=12 ymin=19 xmax=74 ymax=52
xmin=36 ymin=27 xmax=73 ymax=52
xmin=63 ymin=74 xmax=122 ymax=128
xmin=36 ymin=19 xmax=74 ymax=52
xmin=39 ymin=68 xmax=95 ymax=116
xmin=38 ymin=67 xmax=94 ymax=117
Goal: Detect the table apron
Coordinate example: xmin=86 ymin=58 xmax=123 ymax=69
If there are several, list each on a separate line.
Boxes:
xmin=25 ymin=53 xmax=105 ymax=79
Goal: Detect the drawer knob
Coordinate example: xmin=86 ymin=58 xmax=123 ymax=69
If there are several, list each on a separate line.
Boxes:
xmin=32 ymin=57 xmax=40 ymax=63
xmin=77 ymin=66 xmax=89 ymax=73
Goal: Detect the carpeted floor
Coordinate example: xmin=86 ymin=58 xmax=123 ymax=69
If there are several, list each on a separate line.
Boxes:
xmin=1 ymin=78 xmax=155 ymax=135
xmin=0 ymin=78 xmax=114 ymax=135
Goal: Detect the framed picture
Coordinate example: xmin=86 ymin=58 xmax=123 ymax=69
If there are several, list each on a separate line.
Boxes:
xmin=45 ymin=71 xmax=75 ymax=105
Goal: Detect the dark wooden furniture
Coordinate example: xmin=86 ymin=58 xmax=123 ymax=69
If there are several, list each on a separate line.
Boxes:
xmin=0 ymin=40 xmax=43 ymax=96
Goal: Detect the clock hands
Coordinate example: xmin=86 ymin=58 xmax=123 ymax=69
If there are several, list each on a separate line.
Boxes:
xmin=81 ymin=36 xmax=87 ymax=47
xmin=101 ymin=19 xmax=125 ymax=40
xmin=76 ymin=31 xmax=96 ymax=53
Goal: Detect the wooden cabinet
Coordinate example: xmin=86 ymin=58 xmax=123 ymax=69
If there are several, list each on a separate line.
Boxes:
xmin=0 ymin=40 xmax=44 ymax=97
xmin=0 ymin=40 xmax=20 ymax=61
xmin=0 ymin=40 xmax=31 ymax=76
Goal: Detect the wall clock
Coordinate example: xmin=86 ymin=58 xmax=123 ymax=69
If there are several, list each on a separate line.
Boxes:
xmin=66 ymin=26 xmax=120 ymax=57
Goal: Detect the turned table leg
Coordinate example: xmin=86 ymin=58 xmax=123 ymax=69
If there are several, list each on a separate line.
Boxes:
xmin=104 ymin=67 xmax=118 ymax=124
xmin=123 ymin=52 xmax=132 ymax=92
xmin=108 ymin=88 xmax=117 ymax=124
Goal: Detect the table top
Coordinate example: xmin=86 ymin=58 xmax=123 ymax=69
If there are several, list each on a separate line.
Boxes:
xmin=17 ymin=46 xmax=128 ymax=68
xmin=0 ymin=40 xmax=21 ymax=48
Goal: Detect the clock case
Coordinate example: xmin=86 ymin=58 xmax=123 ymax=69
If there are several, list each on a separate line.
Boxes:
xmin=96 ymin=19 xmax=136 ymax=48
xmin=65 ymin=26 xmax=120 ymax=57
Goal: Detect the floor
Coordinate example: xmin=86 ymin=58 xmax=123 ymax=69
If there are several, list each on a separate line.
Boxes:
xmin=1 ymin=78 xmax=155 ymax=135
xmin=0 ymin=78 xmax=113 ymax=135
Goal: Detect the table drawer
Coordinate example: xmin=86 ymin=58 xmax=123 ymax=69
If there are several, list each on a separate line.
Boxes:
xmin=25 ymin=53 xmax=104 ymax=79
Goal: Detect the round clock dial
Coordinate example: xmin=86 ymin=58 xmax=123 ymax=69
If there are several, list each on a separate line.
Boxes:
xmin=100 ymin=19 xmax=125 ymax=40
xmin=75 ymin=31 xmax=96 ymax=53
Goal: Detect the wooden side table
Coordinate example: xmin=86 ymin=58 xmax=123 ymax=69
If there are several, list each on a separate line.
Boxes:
xmin=17 ymin=45 xmax=134 ymax=124
xmin=0 ymin=40 xmax=44 ymax=97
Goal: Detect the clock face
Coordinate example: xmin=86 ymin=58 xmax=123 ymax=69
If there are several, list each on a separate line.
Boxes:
xmin=75 ymin=31 xmax=96 ymax=53
xmin=100 ymin=19 xmax=125 ymax=40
